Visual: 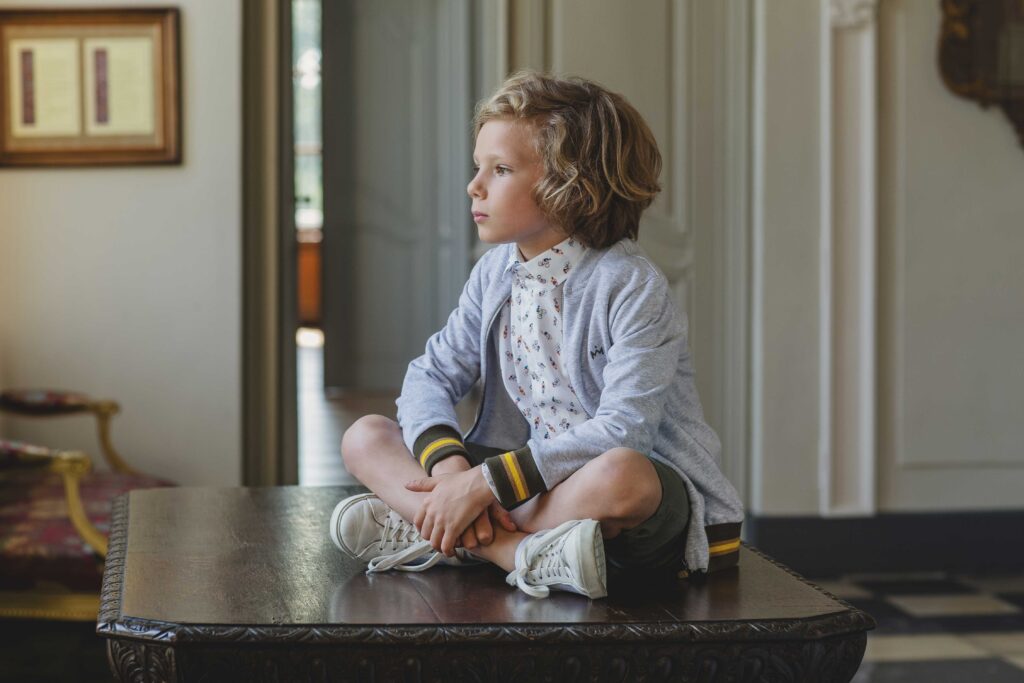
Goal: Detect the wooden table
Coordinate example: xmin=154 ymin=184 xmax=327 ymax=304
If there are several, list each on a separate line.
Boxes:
xmin=97 ymin=486 xmax=873 ymax=682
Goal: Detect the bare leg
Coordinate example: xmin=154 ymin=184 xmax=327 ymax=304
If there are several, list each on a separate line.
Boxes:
xmin=466 ymin=524 xmax=525 ymax=572
xmin=509 ymin=448 xmax=663 ymax=540
xmin=340 ymin=415 xmax=431 ymax=524
xmin=474 ymin=450 xmax=661 ymax=573
xmin=342 ymin=419 xmax=662 ymax=565
xmin=458 ymin=449 xmax=665 ymax=573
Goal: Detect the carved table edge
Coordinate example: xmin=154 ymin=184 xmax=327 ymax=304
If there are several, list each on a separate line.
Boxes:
xmin=97 ymin=492 xmax=875 ymax=646
xmin=96 ymin=609 xmax=874 ymax=647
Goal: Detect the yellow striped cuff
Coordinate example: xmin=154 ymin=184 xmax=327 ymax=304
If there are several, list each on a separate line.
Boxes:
xmin=412 ymin=425 xmax=468 ymax=475
xmin=499 ymin=451 xmax=529 ymax=501
xmin=482 ymin=446 xmax=546 ymax=510
xmin=419 ymin=437 xmax=464 ymax=469
xmin=709 ymin=538 xmax=741 ymax=556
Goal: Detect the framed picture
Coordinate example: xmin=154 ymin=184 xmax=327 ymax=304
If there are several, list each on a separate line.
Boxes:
xmin=0 ymin=8 xmax=180 ymax=166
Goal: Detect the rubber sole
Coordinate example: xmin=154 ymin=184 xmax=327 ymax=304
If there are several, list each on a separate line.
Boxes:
xmin=328 ymin=492 xmax=377 ymax=555
xmin=578 ymin=520 xmax=608 ymax=599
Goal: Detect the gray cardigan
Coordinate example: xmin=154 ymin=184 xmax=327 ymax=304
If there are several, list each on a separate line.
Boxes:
xmin=396 ymin=238 xmax=744 ymax=574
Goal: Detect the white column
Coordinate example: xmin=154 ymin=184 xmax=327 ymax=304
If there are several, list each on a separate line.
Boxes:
xmin=821 ymin=0 xmax=878 ymax=516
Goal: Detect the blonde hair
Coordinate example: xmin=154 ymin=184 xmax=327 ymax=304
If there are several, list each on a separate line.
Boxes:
xmin=473 ymin=71 xmax=662 ymax=248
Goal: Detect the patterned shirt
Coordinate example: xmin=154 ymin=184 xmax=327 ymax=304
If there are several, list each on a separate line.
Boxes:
xmin=497 ymin=237 xmax=589 ymax=443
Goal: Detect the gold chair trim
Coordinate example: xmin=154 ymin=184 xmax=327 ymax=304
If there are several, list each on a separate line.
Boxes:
xmin=0 ymin=590 xmax=100 ymax=622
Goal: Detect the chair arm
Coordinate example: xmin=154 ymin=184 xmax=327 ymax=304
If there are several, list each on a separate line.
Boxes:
xmin=49 ymin=450 xmax=109 ymax=558
xmin=0 ymin=439 xmax=108 ymax=558
xmin=0 ymin=389 xmax=136 ymax=475
xmin=88 ymin=400 xmax=136 ymax=475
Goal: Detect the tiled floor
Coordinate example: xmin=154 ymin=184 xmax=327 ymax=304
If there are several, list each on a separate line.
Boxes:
xmin=815 ymin=573 xmax=1024 ymax=681
xmin=297 ymin=335 xmax=1024 ymax=681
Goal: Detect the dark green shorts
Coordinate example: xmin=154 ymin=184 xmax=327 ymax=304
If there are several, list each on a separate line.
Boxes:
xmin=603 ymin=457 xmax=690 ymax=572
xmin=464 ymin=443 xmax=690 ymax=573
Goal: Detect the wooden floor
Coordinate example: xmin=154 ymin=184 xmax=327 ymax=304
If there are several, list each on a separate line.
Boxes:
xmin=297 ymin=341 xmax=479 ymax=486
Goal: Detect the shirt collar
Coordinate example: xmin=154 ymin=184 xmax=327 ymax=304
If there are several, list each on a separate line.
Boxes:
xmin=504 ymin=237 xmax=586 ymax=290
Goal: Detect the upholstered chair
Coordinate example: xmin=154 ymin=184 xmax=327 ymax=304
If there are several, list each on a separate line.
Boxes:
xmin=0 ymin=390 xmax=173 ymax=621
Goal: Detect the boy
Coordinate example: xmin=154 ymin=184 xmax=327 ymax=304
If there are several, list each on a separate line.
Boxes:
xmin=330 ymin=72 xmax=744 ymax=599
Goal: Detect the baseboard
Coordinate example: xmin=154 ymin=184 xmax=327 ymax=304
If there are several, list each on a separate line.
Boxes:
xmin=745 ymin=510 xmax=1024 ymax=578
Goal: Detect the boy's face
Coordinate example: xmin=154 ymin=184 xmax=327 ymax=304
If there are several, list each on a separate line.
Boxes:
xmin=468 ymin=119 xmax=566 ymax=261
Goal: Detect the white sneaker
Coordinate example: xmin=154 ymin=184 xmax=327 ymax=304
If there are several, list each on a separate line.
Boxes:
xmin=506 ymin=519 xmax=607 ymax=599
xmin=329 ymin=493 xmax=480 ymax=574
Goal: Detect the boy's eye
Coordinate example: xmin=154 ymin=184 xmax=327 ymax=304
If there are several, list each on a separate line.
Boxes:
xmin=470 ymin=164 xmax=511 ymax=176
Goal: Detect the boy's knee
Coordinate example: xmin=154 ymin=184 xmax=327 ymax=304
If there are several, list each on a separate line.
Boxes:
xmin=341 ymin=414 xmax=397 ymax=470
xmin=595 ymin=448 xmax=662 ymax=519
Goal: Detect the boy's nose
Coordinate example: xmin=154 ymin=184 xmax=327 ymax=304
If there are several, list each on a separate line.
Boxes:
xmin=467 ymin=175 xmax=485 ymax=199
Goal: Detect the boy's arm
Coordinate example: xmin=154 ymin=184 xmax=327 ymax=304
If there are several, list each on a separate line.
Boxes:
xmin=482 ymin=274 xmax=684 ymax=509
xmin=396 ymin=255 xmax=488 ymax=472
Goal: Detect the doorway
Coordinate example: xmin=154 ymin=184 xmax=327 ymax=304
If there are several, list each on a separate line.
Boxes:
xmin=292 ymin=0 xmax=475 ymax=485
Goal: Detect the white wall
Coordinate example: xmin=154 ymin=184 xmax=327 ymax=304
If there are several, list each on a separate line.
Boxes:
xmin=0 ymin=0 xmax=241 ymax=485
xmin=877 ymin=0 xmax=1024 ymax=511
xmin=751 ymin=0 xmax=1024 ymax=516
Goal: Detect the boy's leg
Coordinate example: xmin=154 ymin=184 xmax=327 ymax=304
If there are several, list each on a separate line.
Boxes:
xmin=339 ymin=414 xmax=431 ymax=525
xmin=341 ymin=421 xmax=675 ymax=578
xmin=509 ymin=448 xmax=664 ymax=539
xmin=341 ymin=419 xmax=662 ymax=542
xmin=472 ymin=448 xmax=667 ymax=572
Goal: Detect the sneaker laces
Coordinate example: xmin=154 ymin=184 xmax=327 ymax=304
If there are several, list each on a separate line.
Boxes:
xmin=506 ymin=520 xmax=581 ymax=598
xmin=365 ymin=512 xmax=441 ymax=574
xmin=366 ymin=539 xmax=441 ymax=573
xmin=378 ymin=511 xmax=421 ymax=552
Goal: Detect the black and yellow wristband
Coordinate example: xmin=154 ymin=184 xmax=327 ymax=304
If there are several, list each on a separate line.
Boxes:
xmin=482 ymin=445 xmax=546 ymax=509
xmin=413 ymin=425 xmax=469 ymax=475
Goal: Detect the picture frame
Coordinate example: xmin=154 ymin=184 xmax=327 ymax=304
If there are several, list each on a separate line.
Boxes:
xmin=939 ymin=0 xmax=1024 ymax=148
xmin=0 ymin=8 xmax=180 ymax=167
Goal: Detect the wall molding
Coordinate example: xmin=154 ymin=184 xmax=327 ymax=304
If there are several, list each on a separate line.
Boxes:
xmin=749 ymin=0 xmax=766 ymax=516
xmin=830 ymin=0 xmax=878 ymax=29
xmin=819 ymin=0 xmax=878 ymax=516
xmin=720 ymin=0 xmax=753 ymax=511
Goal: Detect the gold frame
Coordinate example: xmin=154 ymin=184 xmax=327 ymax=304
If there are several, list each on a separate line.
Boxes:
xmin=939 ymin=0 xmax=1024 ymax=147
xmin=0 ymin=8 xmax=180 ymax=166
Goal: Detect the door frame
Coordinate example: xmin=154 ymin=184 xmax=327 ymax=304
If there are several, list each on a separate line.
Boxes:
xmin=241 ymin=0 xmax=297 ymax=486
xmin=242 ymin=0 xmax=474 ymax=484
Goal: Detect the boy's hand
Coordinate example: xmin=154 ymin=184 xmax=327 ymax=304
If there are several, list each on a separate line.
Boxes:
xmin=406 ymin=466 xmax=498 ymax=557
xmin=423 ymin=456 xmax=516 ymax=549
xmin=425 ymin=455 xmax=488 ymax=548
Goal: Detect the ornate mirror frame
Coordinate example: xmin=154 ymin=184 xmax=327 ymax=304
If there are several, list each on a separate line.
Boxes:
xmin=939 ymin=0 xmax=1024 ymax=147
